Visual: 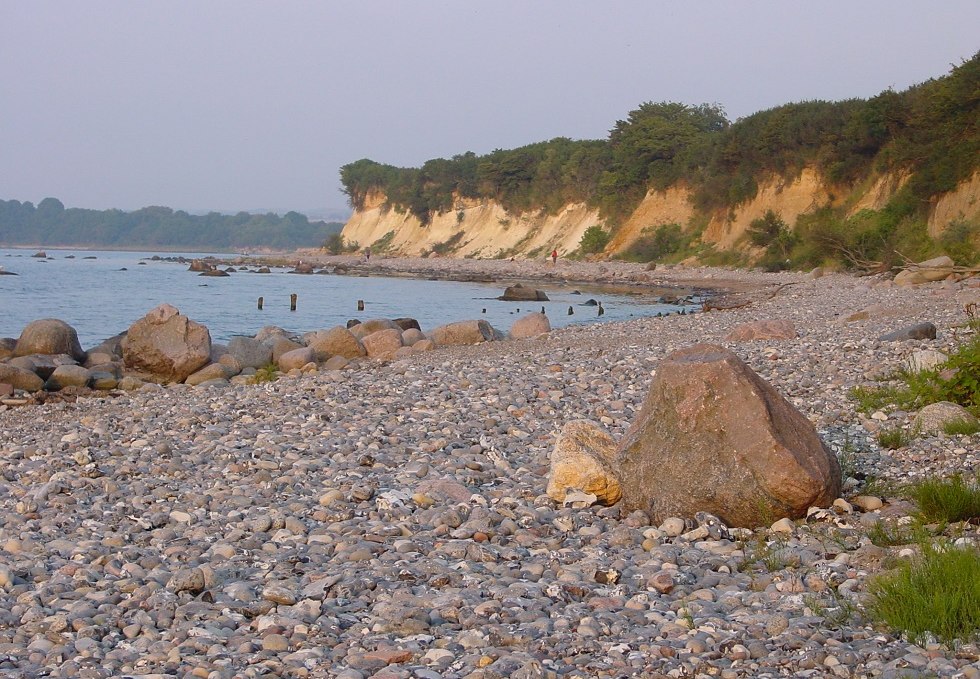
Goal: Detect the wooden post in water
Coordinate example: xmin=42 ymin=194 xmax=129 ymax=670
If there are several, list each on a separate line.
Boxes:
xmin=290 ymin=293 xmax=298 ymax=311
xmin=597 ymin=302 xmax=604 ymax=317
xmin=257 ymin=297 xmax=264 ymax=310
xmin=357 ymin=300 xmax=365 ymax=311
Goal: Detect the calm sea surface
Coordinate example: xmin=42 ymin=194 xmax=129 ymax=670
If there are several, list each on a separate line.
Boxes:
xmin=1 ymin=248 xmax=699 ymax=347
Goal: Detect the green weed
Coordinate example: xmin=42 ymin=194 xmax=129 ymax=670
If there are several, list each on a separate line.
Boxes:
xmin=876 ymin=427 xmax=913 ymax=450
xmin=867 ymin=541 xmax=980 ymax=646
xmin=907 ymin=474 xmax=980 ymax=524
xmin=867 ymin=520 xmax=929 ymax=547
xmin=250 ymin=364 xmax=279 ymax=385
xmin=804 ymin=589 xmax=857 ymax=629
xmin=942 ymin=418 xmax=980 ymax=436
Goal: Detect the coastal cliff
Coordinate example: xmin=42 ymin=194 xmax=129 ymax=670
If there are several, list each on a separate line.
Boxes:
xmin=341 ymin=168 xmax=980 ymax=260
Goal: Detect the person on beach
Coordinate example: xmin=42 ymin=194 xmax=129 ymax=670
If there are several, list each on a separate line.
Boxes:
xmin=551 ymin=249 xmax=558 ymax=265
xmin=365 ymin=247 xmax=371 ymax=261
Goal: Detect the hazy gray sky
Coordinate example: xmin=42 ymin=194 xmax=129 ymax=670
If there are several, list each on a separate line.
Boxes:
xmin=2 ymin=2 xmax=978 ymax=217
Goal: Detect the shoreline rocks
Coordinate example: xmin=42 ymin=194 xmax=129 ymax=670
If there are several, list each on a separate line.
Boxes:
xmin=1 ymin=262 xmax=978 ymax=677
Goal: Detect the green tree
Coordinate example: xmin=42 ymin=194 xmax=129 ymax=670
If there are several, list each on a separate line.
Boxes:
xmin=578 ymin=225 xmax=611 ymax=254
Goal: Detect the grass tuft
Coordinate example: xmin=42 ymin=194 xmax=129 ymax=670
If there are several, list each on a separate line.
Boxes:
xmin=942 ymin=418 xmax=980 ymax=436
xmin=876 ymin=427 xmax=913 ymax=450
xmin=867 ymin=542 xmax=980 ymax=647
xmin=907 ymin=474 xmax=980 ymax=524
xmin=867 ymin=521 xmax=929 ymax=547
xmin=250 ymin=364 xmax=280 ymax=385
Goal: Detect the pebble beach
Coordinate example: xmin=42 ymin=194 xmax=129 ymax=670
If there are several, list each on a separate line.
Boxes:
xmin=1 ymin=260 xmax=978 ymax=678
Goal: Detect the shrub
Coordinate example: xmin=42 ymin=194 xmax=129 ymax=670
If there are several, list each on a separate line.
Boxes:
xmin=250 ymin=364 xmax=279 ymax=384
xmin=747 ymin=210 xmax=798 ymax=270
xmin=621 ymin=223 xmax=689 ymax=262
xmin=940 ymin=220 xmax=980 ymax=266
xmin=324 ymin=232 xmax=355 ymax=255
xmin=867 ymin=542 xmax=980 ymax=646
xmin=907 ymin=474 xmax=980 ymax=524
xmin=849 ymin=311 xmax=980 ymax=416
xmin=428 ymin=231 xmax=466 ymax=256
xmin=578 ymin=225 xmax=611 ymax=254
xmin=371 ymin=231 xmax=396 ymax=253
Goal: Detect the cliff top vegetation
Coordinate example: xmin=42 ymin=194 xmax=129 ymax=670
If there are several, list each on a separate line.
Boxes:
xmin=339 ymin=53 xmax=979 ymax=269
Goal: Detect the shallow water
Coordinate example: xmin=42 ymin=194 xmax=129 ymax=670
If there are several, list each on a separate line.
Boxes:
xmin=0 ymin=248 xmax=699 ymax=347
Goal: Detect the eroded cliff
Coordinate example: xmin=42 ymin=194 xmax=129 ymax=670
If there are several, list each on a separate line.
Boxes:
xmin=341 ymin=168 xmax=980 ymax=260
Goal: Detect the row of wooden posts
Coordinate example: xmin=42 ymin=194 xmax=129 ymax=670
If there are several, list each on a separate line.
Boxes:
xmin=257 ymin=295 xmax=368 ymax=312
xmin=258 ymin=296 xmax=603 ymax=317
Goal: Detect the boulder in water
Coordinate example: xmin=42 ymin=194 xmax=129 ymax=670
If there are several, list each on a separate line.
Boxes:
xmin=499 ymin=284 xmax=549 ymax=302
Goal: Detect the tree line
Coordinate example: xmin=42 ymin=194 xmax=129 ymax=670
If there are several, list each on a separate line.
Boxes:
xmin=0 ymin=198 xmax=342 ymax=250
xmin=339 ymin=52 xmax=979 ymax=235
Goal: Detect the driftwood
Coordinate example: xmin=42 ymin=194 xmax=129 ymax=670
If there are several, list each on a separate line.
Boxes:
xmin=703 ymin=281 xmax=802 ymax=312
xmin=892 ymin=252 xmax=980 ymax=275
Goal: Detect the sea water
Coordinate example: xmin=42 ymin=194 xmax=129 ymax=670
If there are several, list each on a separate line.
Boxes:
xmin=0 ymin=248 xmax=699 ymax=347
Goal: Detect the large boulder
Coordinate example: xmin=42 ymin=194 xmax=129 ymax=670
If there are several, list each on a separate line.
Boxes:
xmin=429 ymin=320 xmax=497 ymax=346
xmin=547 ymin=420 xmax=622 ymax=506
xmin=44 ymin=365 xmax=92 ymax=391
xmin=401 ymin=328 xmax=426 ymax=346
xmin=349 ymin=319 xmax=401 ymax=340
xmin=14 ymin=319 xmax=86 ymax=361
xmin=0 ymin=338 xmax=16 ymax=360
xmin=277 ymin=346 xmax=315 ymax=371
xmin=393 ymin=318 xmax=421 ymax=332
xmin=185 ymin=363 xmax=234 ymax=386
xmin=270 ymin=337 xmax=304 ymax=363
xmin=0 ymin=364 xmax=44 ymax=392
xmin=305 ymin=327 xmax=366 ymax=361
xmin=227 ymin=336 xmax=273 ymax=369
xmin=121 ymin=304 xmax=212 ymax=383
xmin=615 ymin=344 xmax=841 ymax=528
xmin=725 ymin=319 xmax=797 ymax=342
xmin=254 ymin=326 xmax=292 ymax=345
xmin=361 ymin=329 xmax=404 ymax=359
xmin=510 ymin=312 xmax=551 ymax=339
xmin=499 ymin=284 xmax=549 ymax=302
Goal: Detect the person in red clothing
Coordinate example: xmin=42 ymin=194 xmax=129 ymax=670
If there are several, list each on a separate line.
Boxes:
xmin=551 ymin=249 xmax=558 ymax=264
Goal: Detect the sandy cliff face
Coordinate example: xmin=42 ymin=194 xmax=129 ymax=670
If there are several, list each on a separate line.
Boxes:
xmin=341 ymin=168 xmax=979 ymax=259
xmin=605 ymin=186 xmax=696 ymax=254
xmin=929 ymin=171 xmax=980 ymax=237
xmin=702 ymin=169 xmax=836 ymax=249
xmin=343 ymin=195 xmax=600 ymax=259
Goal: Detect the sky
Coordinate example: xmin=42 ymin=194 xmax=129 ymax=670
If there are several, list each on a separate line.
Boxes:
xmin=1 ymin=2 xmax=978 ymax=219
